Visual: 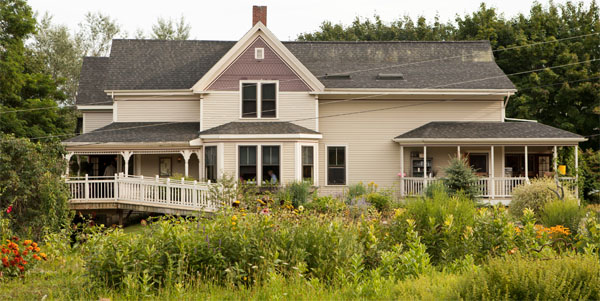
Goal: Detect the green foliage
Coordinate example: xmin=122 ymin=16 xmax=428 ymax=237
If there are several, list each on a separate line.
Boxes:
xmin=580 ymin=149 xmax=600 ymax=203
xmin=169 ymin=173 xmax=196 ymax=182
xmin=509 ymin=177 xmax=576 ymax=218
xmin=304 ymin=195 xmax=347 ymax=214
xmin=0 ymin=135 xmax=71 ymax=239
xmin=346 ymin=182 xmax=368 ymax=203
xmin=276 ymin=180 xmax=313 ymax=207
xmin=541 ymin=199 xmax=586 ymax=234
xmin=443 ymin=158 xmax=479 ymax=199
xmin=366 ymin=192 xmax=391 ymax=212
xmin=379 ymin=220 xmax=432 ymax=280
xmin=459 ymin=255 xmax=600 ymax=300
xmin=150 ymin=16 xmax=192 ymax=40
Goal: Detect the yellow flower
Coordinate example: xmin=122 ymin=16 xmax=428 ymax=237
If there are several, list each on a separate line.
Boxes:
xmin=231 ymin=215 xmax=238 ymax=221
xmin=242 ymin=213 xmax=247 ymax=216
xmin=231 ymin=221 xmax=236 ymax=226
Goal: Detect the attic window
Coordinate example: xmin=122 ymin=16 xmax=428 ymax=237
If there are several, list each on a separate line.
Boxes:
xmin=255 ymin=48 xmax=264 ymax=60
xmin=377 ymin=73 xmax=404 ymax=80
xmin=325 ymin=73 xmax=351 ymax=80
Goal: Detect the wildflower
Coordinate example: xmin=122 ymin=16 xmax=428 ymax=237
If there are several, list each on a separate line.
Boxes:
xmin=298 ymin=205 xmax=304 ymax=212
xmin=6 ymin=206 xmax=12 ymax=214
xmin=231 ymin=221 xmax=236 ymax=226
xmin=242 ymin=213 xmax=246 ymax=216
xmin=31 ymin=242 xmax=37 ymax=248
xmin=40 ymin=253 xmax=47 ymax=260
xmin=27 ymin=246 xmax=33 ymax=251
xmin=231 ymin=215 xmax=238 ymax=221
xmin=34 ymin=247 xmax=40 ymax=253
xmin=233 ymin=200 xmax=240 ymax=204
xmin=33 ymin=254 xmax=41 ymax=261
xmin=23 ymin=240 xmax=32 ymax=246
xmin=243 ymin=276 xmax=247 ymax=281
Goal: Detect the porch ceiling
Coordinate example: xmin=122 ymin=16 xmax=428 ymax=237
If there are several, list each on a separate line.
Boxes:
xmin=393 ymin=121 xmax=585 ymax=145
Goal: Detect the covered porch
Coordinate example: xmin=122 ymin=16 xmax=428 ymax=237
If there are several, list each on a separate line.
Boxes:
xmin=394 ymin=121 xmax=586 ymax=203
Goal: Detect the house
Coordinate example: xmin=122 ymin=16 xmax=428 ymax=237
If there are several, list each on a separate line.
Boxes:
xmin=63 ymin=6 xmax=585 ymax=215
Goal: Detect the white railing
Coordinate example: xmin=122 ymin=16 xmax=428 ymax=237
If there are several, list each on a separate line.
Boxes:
xmin=401 ymin=176 xmax=575 ymax=199
xmin=66 ymin=174 xmax=223 ymax=212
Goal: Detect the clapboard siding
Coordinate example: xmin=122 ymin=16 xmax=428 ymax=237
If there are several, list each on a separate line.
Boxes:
xmin=317 ymin=100 xmax=504 ymax=190
xmin=83 ymin=112 xmax=113 ymax=133
xmin=202 ymin=91 xmax=316 ymax=131
xmin=116 ymin=100 xmax=200 ymax=122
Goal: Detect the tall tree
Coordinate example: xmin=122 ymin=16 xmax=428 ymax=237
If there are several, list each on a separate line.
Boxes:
xmin=151 ymin=16 xmax=192 ymax=40
xmin=77 ymin=12 xmax=123 ymax=56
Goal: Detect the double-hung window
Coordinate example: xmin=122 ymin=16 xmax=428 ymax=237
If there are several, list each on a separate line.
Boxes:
xmin=262 ymin=146 xmax=280 ymax=185
xmin=302 ymin=146 xmax=314 ymax=181
xmin=204 ymin=146 xmax=217 ymax=182
xmin=241 ymin=82 xmax=277 ymax=118
xmin=327 ymin=146 xmax=346 ymax=185
xmin=239 ymin=146 xmax=257 ymax=182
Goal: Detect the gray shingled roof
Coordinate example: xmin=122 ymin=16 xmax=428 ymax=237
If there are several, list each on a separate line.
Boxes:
xmin=394 ymin=122 xmax=585 ymax=140
xmin=77 ymin=39 xmax=515 ymax=105
xmin=76 ymin=57 xmax=113 ymax=105
xmin=199 ymin=122 xmax=320 ymax=135
xmin=64 ymin=122 xmax=200 ymax=143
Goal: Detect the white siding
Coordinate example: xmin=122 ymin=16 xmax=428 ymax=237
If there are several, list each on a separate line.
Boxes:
xmin=318 ymin=100 xmax=504 ymax=190
xmin=83 ymin=112 xmax=113 ymax=133
xmin=116 ymin=100 xmax=200 ymax=122
xmin=202 ymin=91 xmax=316 ymax=131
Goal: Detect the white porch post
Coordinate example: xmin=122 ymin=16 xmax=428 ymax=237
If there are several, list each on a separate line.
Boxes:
xmin=457 ymin=146 xmax=461 ymax=159
xmin=490 ymin=146 xmax=495 ymax=199
xmin=194 ymin=150 xmax=202 ymax=180
xmin=575 ymin=145 xmax=579 ymax=204
xmin=76 ymin=155 xmax=81 ymax=176
xmin=553 ymin=145 xmax=558 ymax=178
xmin=64 ymin=152 xmax=74 ymax=176
xmin=423 ymin=146 xmax=427 ymax=188
xmin=400 ymin=145 xmax=405 ymax=197
xmin=180 ymin=150 xmax=193 ymax=178
xmin=120 ymin=151 xmax=133 ymax=176
xmin=524 ymin=146 xmax=529 ymax=181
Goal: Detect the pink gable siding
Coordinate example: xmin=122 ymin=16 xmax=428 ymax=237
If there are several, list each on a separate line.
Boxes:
xmin=207 ymin=38 xmax=311 ymax=91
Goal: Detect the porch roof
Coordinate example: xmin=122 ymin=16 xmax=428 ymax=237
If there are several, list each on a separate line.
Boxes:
xmin=63 ymin=122 xmax=200 ymax=144
xmin=393 ymin=121 xmax=585 ymax=144
xmin=198 ymin=122 xmax=322 ymax=139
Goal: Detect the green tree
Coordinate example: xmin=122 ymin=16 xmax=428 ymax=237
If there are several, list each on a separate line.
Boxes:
xmin=77 ymin=11 xmax=124 ymax=56
xmin=443 ymin=158 xmax=480 ymax=199
xmin=0 ymin=134 xmax=71 ymax=240
xmin=151 ymin=16 xmax=192 ymax=40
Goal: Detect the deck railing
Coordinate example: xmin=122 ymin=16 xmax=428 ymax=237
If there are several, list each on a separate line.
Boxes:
xmin=66 ymin=174 xmax=224 ymax=212
xmin=402 ymin=176 xmax=576 ymax=199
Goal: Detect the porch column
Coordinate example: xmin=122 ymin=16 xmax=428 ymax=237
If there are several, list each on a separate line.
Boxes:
xmin=575 ymin=145 xmax=579 ymax=203
xmin=524 ymin=146 xmax=528 ymax=180
xmin=120 ymin=151 xmax=133 ymax=176
xmin=490 ymin=146 xmax=495 ymax=199
xmin=193 ymin=150 xmax=202 ymax=180
xmin=180 ymin=150 xmax=193 ymax=178
xmin=400 ymin=145 xmax=405 ymax=197
xmin=553 ymin=145 xmax=558 ymax=178
xmin=76 ymin=155 xmax=81 ymax=177
xmin=63 ymin=152 xmax=74 ymax=176
xmin=457 ymin=146 xmax=461 ymax=159
xmin=423 ymin=146 xmax=427 ymax=188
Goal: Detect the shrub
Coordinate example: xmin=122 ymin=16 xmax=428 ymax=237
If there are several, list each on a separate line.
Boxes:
xmin=366 ymin=192 xmax=391 ymax=212
xmin=304 ymin=196 xmax=346 ymax=214
xmin=580 ymin=149 xmax=600 ymax=203
xmin=509 ymin=177 xmax=575 ymax=218
xmin=346 ymin=182 xmax=368 ymax=203
xmin=541 ymin=199 xmax=585 ymax=234
xmin=277 ymin=181 xmax=313 ymax=207
xmin=459 ymin=255 xmax=600 ymax=300
xmin=443 ymin=158 xmax=479 ymax=199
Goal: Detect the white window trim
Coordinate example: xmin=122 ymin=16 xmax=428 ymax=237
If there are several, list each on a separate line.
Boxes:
xmin=255 ymin=47 xmax=264 ymax=60
xmin=235 ymin=143 xmax=283 ymax=186
xmin=202 ymin=144 xmax=219 ymax=182
xmin=239 ymin=80 xmax=279 ymax=119
xmin=325 ymin=144 xmax=348 ymax=186
xmin=296 ymin=142 xmax=319 ymax=186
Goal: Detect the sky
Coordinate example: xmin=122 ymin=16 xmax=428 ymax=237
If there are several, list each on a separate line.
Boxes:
xmin=28 ymin=0 xmax=592 ymax=41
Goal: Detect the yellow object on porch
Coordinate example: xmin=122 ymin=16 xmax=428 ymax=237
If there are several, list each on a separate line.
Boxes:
xmin=558 ymin=165 xmax=566 ymax=175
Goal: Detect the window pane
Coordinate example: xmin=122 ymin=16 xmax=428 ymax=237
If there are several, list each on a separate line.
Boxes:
xmin=262 ymin=146 xmax=280 ymax=185
xmin=261 ymin=83 xmax=276 ymax=118
xmin=239 ymin=146 xmax=257 ymax=182
xmin=242 ymin=83 xmax=257 ymax=118
xmin=205 ymin=146 xmax=217 ymax=182
xmin=262 ymin=146 xmax=280 ymax=165
xmin=469 ymin=154 xmax=487 ymax=173
xmin=327 ymin=146 xmax=346 ymax=185
xmin=302 ymin=146 xmax=313 ymax=165
xmin=262 ymin=83 xmax=276 ymax=100
xmin=261 ymin=100 xmax=276 ymax=117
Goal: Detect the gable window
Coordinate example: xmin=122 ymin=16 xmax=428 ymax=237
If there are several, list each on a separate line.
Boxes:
xmin=239 ymin=146 xmax=257 ymax=182
xmin=255 ymin=47 xmax=264 ymax=60
xmin=241 ymin=82 xmax=277 ymax=119
xmin=302 ymin=146 xmax=314 ymax=181
xmin=327 ymin=146 xmax=346 ymax=185
xmin=205 ymin=146 xmax=217 ymax=182
xmin=262 ymin=146 xmax=280 ymax=185
xmin=468 ymin=153 xmax=488 ymax=175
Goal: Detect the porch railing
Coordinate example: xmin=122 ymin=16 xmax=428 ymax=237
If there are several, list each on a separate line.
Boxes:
xmin=402 ymin=176 xmax=576 ymax=199
xmin=66 ymin=174 xmax=224 ymax=212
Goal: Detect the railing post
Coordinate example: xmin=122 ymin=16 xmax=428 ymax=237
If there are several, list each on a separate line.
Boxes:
xmin=181 ymin=177 xmax=185 ymax=205
xmin=114 ymin=173 xmax=119 ymax=201
xmin=166 ymin=178 xmax=171 ymax=205
xmin=84 ymin=174 xmax=89 ymax=200
xmin=193 ymin=180 xmax=198 ymax=208
xmin=400 ymin=145 xmax=405 ymax=198
xmin=155 ymin=175 xmax=159 ymax=202
xmin=423 ymin=146 xmax=428 ymax=191
xmin=490 ymin=146 xmax=495 ymax=200
xmin=140 ymin=175 xmax=145 ymax=202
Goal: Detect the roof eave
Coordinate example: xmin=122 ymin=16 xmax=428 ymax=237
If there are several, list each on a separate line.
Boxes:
xmin=199 ymin=133 xmax=323 ymax=140
xmin=392 ymin=137 xmax=587 ymax=145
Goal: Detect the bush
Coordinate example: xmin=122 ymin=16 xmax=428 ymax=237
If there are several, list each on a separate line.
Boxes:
xmin=304 ymin=196 xmax=346 ymax=214
xmin=443 ymin=158 xmax=479 ymax=199
xmin=345 ymin=182 xmax=368 ymax=203
xmin=277 ymin=181 xmax=313 ymax=207
xmin=509 ymin=177 xmax=576 ymax=218
xmin=580 ymin=149 xmax=600 ymax=203
xmin=459 ymin=255 xmax=600 ymax=300
xmin=541 ymin=199 xmax=585 ymax=234
xmin=366 ymin=192 xmax=391 ymax=212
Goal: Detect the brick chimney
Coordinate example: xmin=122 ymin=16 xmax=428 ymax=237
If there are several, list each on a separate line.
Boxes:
xmin=252 ymin=6 xmax=267 ymax=26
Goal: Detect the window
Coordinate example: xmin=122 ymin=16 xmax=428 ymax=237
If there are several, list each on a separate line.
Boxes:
xmin=255 ymin=47 xmax=264 ymax=60
xmin=262 ymin=146 xmax=280 ymax=185
xmin=261 ymin=83 xmax=276 ymax=118
xmin=469 ymin=154 xmax=488 ymax=174
xmin=327 ymin=146 xmax=346 ymax=185
xmin=241 ymin=83 xmax=257 ymax=118
xmin=239 ymin=146 xmax=257 ymax=182
xmin=241 ymin=82 xmax=277 ymax=118
xmin=302 ymin=146 xmax=314 ymax=181
xmin=205 ymin=146 xmax=217 ymax=182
